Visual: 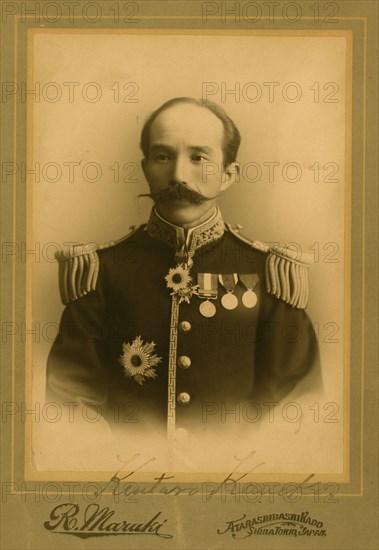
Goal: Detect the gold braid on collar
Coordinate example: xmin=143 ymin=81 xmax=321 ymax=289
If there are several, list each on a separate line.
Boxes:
xmin=146 ymin=207 xmax=225 ymax=256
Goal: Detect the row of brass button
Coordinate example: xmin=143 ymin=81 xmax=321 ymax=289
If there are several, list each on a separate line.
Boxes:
xmin=178 ymin=320 xmax=191 ymax=405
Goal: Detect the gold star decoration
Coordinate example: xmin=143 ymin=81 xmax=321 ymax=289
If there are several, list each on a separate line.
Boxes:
xmin=164 ymin=264 xmax=199 ymax=304
xmin=118 ymin=336 xmax=161 ymax=385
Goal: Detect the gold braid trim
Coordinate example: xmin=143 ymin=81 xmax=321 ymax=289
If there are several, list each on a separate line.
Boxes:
xmin=55 ymin=226 xmax=141 ymax=305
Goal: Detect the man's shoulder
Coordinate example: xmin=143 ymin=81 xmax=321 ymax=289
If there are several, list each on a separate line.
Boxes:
xmin=223 ymin=222 xmax=270 ymax=254
xmin=97 ymin=224 xmax=147 ymax=258
xmin=224 ymin=222 xmax=314 ymax=309
xmin=54 ymin=220 xmax=315 ymax=311
xmin=54 ymin=224 xmax=146 ymax=305
xmin=225 ymin=222 xmax=313 ymax=261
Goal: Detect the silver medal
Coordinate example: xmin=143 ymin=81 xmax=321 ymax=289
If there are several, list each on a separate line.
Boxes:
xmin=221 ymin=293 xmax=238 ymax=310
xmin=199 ymin=300 xmax=216 ymax=318
xmin=242 ymin=290 xmax=257 ymax=308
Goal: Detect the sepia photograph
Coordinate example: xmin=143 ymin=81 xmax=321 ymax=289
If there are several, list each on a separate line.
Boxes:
xmin=1 ymin=2 xmax=377 ymax=549
xmin=28 ymin=30 xmax=348 ymax=477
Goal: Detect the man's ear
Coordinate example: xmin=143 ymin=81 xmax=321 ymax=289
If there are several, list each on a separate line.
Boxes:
xmin=141 ymin=158 xmax=147 ymax=178
xmin=220 ymin=162 xmax=240 ymax=192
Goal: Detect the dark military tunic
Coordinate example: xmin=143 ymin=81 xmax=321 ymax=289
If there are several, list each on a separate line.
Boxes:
xmin=46 ymin=207 xmax=321 ymax=437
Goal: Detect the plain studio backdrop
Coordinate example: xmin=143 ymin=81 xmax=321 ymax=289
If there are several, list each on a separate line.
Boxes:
xmin=30 ymin=32 xmax=347 ymax=473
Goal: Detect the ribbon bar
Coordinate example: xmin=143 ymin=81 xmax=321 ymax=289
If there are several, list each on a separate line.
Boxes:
xmin=239 ymin=273 xmax=259 ymax=291
xmin=198 ymin=273 xmax=218 ymax=299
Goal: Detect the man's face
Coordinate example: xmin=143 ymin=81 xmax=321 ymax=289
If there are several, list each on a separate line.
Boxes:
xmin=141 ymin=103 xmax=237 ymax=226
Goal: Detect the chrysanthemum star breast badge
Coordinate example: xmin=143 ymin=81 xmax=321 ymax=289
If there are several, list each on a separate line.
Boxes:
xmin=118 ymin=336 xmax=162 ymax=385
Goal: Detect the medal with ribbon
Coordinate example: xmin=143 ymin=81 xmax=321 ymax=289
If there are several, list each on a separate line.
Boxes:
xmin=197 ymin=273 xmax=218 ymax=317
xmin=218 ymin=273 xmax=239 ymax=310
xmin=239 ymin=273 xmax=259 ymax=308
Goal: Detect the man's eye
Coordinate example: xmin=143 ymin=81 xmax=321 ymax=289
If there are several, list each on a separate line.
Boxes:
xmin=191 ymin=154 xmax=207 ymax=162
xmin=154 ymin=153 xmax=170 ymax=162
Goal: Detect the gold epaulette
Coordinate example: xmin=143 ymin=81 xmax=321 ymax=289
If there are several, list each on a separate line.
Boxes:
xmin=56 ymin=242 xmax=99 ymax=305
xmin=266 ymin=245 xmax=313 ymax=309
xmin=55 ymin=226 xmax=140 ymax=305
xmin=227 ymin=224 xmax=312 ymax=309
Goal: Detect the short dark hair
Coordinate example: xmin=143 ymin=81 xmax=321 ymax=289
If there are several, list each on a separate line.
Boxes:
xmin=140 ymin=97 xmax=241 ymax=166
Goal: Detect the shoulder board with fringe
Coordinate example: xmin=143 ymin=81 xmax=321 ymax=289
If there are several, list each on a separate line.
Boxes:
xmin=55 ymin=225 xmax=141 ymax=305
xmin=227 ymin=223 xmax=313 ymax=309
xmin=266 ymin=245 xmax=313 ymax=309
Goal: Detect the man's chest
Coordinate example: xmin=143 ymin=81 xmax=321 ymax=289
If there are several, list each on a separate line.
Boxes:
xmin=101 ymin=238 xmax=267 ymax=405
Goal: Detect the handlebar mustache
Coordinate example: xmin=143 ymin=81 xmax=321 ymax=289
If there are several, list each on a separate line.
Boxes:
xmin=138 ymin=182 xmax=218 ymax=205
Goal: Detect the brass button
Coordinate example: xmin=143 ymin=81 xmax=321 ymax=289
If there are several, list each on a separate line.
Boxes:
xmin=177 ymin=392 xmax=191 ymax=405
xmin=177 ymin=356 xmax=191 ymax=369
xmin=178 ymin=321 xmax=192 ymax=334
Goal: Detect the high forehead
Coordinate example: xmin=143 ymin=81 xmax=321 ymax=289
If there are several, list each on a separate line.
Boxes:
xmin=149 ymin=103 xmax=224 ymax=147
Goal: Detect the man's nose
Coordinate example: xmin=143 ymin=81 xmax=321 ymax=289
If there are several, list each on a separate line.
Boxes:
xmin=170 ymin=157 xmax=189 ymax=184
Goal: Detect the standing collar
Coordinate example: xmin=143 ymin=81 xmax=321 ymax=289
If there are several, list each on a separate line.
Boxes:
xmin=146 ymin=206 xmax=225 ymax=255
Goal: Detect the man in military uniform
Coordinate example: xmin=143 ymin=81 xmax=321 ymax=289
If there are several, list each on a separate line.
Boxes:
xmin=46 ymin=97 xmax=321 ymax=444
